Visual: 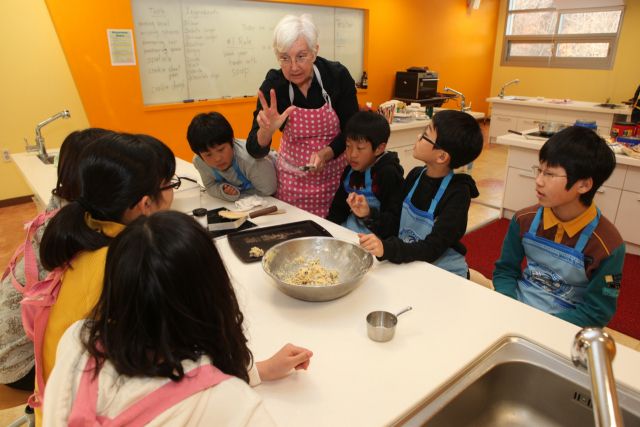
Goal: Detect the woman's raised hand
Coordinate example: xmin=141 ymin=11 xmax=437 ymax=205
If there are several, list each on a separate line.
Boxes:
xmin=256 ymin=89 xmax=295 ymax=146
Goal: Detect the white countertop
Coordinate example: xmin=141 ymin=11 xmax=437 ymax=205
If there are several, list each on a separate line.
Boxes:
xmin=11 ymin=153 xmax=640 ymax=426
xmin=487 ymin=96 xmax=632 ymax=117
xmin=495 ymin=132 xmax=640 ymax=168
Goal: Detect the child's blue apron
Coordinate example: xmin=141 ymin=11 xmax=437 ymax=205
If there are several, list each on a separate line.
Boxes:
xmin=341 ymin=169 xmax=380 ymax=234
xmin=398 ymin=168 xmax=468 ymax=278
xmin=516 ymin=206 xmax=600 ymax=314
xmin=212 ymin=157 xmax=254 ymax=191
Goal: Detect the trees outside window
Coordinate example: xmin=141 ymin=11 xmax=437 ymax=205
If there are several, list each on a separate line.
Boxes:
xmin=501 ymin=0 xmax=624 ymax=70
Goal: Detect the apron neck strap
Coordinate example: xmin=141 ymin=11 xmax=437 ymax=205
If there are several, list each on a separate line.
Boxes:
xmin=345 ymin=168 xmax=373 ymax=190
xmin=428 ymin=170 xmax=454 ymax=214
xmin=575 ymin=206 xmax=601 ymax=253
xmin=406 ymin=167 xmax=426 ymax=200
xmin=529 ymin=207 xmax=544 ymax=234
xmin=288 ymin=64 xmax=331 ymax=109
xmin=528 ymin=206 xmax=601 ymax=254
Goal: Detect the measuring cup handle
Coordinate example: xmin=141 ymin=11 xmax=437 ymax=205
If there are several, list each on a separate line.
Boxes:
xmin=395 ymin=306 xmax=412 ymax=317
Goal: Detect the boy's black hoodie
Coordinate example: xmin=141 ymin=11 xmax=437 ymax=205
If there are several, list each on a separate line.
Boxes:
xmin=326 ymin=151 xmax=404 ymax=226
xmin=363 ymin=166 xmax=480 ymax=264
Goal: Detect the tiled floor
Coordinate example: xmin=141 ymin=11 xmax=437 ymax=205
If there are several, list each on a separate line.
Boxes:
xmin=0 ymin=124 xmax=638 ymax=416
xmin=466 ymin=123 xmax=509 ymax=233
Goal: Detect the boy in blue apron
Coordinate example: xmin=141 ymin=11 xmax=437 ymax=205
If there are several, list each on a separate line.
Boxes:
xmin=326 ymin=111 xmax=404 ymax=234
xmin=350 ymin=110 xmax=484 ymax=279
xmin=188 ymin=112 xmax=277 ymax=201
xmin=493 ymin=126 xmax=624 ymax=328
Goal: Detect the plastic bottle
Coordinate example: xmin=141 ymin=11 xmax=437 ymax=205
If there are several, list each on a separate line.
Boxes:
xmin=361 ymin=71 xmax=368 ymax=89
xmin=192 ymin=208 xmax=208 ymax=228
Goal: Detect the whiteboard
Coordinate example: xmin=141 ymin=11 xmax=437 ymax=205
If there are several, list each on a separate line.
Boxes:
xmin=130 ymin=0 xmax=364 ymax=105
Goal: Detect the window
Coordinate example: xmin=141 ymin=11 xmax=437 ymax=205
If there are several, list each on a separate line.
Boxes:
xmin=501 ymin=0 xmax=624 ymax=70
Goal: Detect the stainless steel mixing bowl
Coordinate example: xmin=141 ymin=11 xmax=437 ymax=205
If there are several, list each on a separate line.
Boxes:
xmin=261 ymin=237 xmax=374 ymax=302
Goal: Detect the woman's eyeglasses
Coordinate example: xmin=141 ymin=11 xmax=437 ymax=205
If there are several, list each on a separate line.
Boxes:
xmin=420 ymin=128 xmax=445 ymax=151
xmin=531 ymin=166 xmax=570 ymax=181
xmin=277 ymin=54 xmax=313 ymax=67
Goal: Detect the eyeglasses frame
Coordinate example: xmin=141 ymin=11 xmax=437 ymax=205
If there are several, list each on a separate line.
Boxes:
xmin=531 ymin=165 xmax=571 ymax=181
xmin=420 ymin=127 xmax=445 ymax=152
xmin=277 ymin=54 xmax=314 ymax=67
xmin=128 ymin=175 xmax=183 ymax=210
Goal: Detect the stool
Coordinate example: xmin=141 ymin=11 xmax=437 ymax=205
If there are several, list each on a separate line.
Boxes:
xmin=6 ymin=405 xmax=35 ymax=427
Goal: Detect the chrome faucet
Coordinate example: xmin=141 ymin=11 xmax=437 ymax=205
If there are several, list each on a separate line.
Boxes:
xmin=499 ymin=79 xmax=519 ymax=99
xmin=24 ymin=110 xmax=71 ymax=164
xmin=572 ymin=328 xmax=624 ymax=427
xmin=443 ymin=87 xmax=471 ymax=112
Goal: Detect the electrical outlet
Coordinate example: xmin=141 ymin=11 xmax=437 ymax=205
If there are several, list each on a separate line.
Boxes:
xmin=2 ymin=149 xmax=11 ymax=162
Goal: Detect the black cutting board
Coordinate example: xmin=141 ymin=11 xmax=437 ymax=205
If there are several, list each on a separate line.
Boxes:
xmin=207 ymin=207 xmax=257 ymax=239
xmin=227 ymin=220 xmax=333 ymax=263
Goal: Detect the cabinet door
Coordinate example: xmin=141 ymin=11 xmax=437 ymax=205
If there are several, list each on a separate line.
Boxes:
xmin=503 ymin=167 xmax=539 ymax=211
xmin=516 ymin=117 xmax=546 ymax=133
xmin=593 ymin=186 xmax=621 ymax=222
xmin=623 ymin=166 xmax=640 ymax=193
xmin=490 ymin=115 xmax=517 ymax=141
xmin=546 ymin=110 xmax=613 ymax=128
xmin=614 ymin=190 xmax=640 ymax=245
xmin=395 ymin=145 xmax=426 ymax=178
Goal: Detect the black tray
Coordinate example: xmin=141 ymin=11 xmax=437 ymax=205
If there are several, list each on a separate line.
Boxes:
xmin=207 ymin=208 xmax=257 ymax=239
xmin=227 ymin=220 xmax=333 ymax=263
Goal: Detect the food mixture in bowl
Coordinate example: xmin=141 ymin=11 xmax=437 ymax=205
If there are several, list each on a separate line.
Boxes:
xmin=282 ymin=257 xmax=340 ymax=286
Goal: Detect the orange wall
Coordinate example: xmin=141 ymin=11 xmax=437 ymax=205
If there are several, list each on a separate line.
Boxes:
xmin=45 ymin=0 xmax=500 ymax=162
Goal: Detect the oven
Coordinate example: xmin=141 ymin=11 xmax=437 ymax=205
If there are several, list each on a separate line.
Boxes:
xmin=394 ymin=71 xmax=439 ymax=100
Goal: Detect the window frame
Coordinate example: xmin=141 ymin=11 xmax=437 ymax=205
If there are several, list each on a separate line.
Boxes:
xmin=500 ymin=4 xmax=625 ymax=70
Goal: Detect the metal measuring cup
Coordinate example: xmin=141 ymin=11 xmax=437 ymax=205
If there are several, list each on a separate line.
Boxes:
xmin=366 ymin=306 xmax=412 ymax=342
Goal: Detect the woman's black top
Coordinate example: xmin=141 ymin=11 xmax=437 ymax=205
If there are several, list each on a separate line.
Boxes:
xmin=246 ymin=56 xmax=359 ymax=159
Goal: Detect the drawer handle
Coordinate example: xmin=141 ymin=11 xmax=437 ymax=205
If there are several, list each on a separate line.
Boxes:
xmin=497 ymin=117 xmax=512 ymax=121
xmin=518 ymin=171 xmax=535 ymax=179
xmin=597 ymin=189 xmax=604 ymax=193
xmin=404 ymin=147 xmax=414 ymax=152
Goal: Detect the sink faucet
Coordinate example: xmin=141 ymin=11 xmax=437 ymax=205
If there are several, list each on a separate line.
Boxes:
xmin=572 ymin=328 xmax=624 ymax=427
xmin=24 ymin=110 xmax=71 ymax=164
xmin=443 ymin=87 xmax=471 ymax=112
xmin=499 ymin=79 xmax=519 ymax=99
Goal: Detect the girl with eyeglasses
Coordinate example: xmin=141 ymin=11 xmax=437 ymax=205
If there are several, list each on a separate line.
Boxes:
xmin=43 ymin=211 xmax=311 ymax=426
xmin=246 ymin=14 xmax=360 ymax=218
xmin=27 ymin=132 xmax=176 ymax=424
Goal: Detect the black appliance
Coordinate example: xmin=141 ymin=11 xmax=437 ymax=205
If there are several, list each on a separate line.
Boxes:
xmin=394 ymin=71 xmax=439 ymax=100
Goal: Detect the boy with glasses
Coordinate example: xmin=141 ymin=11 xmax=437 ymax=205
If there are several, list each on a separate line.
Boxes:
xmin=349 ymin=110 xmax=483 ymax=278
xmin=493 ymin=126 xmax=624 ymax=328
xmin=187 ymin=112 xmax=277 ymax=201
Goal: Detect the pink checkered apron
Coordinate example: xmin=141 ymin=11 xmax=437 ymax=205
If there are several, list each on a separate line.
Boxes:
xmin=275 ymin=64 xmax=347 ymax=218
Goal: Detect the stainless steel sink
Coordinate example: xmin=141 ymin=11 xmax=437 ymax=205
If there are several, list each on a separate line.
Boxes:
xmin=394 ymin=337 xmax=640 ymax=427
xmin=502 ymin=96 xmax=532 ymax=101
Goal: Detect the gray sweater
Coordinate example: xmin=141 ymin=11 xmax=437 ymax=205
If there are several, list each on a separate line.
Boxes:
xmin=192 ymin=139 xmax=277 ymax=202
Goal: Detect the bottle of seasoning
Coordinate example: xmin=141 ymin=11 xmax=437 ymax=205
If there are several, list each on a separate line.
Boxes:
xmin=192 ymin=208 xmax=208 ymax=228
xmin=361 ymin=71 xmax=368 ymax=89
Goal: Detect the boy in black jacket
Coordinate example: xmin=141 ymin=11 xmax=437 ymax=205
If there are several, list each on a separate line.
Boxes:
xmin=327 ymin=111 xmax=404 ymax=234
xmin=349 ymin=110 xmax=483 ymax=278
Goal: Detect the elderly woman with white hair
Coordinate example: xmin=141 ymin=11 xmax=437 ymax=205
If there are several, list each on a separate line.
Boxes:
xmin=246 ymin=14 xmax=359 ymax=218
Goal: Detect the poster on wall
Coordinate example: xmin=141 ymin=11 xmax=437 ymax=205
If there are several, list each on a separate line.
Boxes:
xmin=107 ymin=29 xmax=137 ymax=66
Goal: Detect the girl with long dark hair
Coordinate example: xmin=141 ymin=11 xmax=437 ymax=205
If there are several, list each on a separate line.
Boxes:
xmin=0 ymin=128 xmax=112 ymax=401
xmin=28 ymin=132 xmax=176 ymax=421
xmin=43 ymin=211 xmax=312 ymax=426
